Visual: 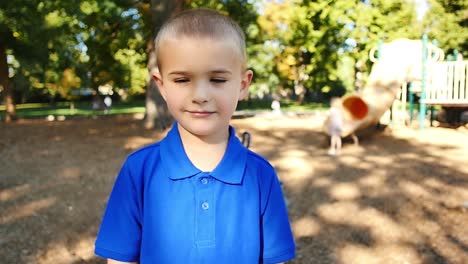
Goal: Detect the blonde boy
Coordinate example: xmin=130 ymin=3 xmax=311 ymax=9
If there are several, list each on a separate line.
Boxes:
xmin=95 ymin=8 xmax=295 ymax=264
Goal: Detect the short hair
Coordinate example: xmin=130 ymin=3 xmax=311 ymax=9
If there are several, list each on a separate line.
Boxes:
xmin=154 ymin=8 xmax=247 ymax=70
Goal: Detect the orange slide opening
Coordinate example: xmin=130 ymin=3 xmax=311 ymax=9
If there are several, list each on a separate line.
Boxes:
xmin=342 ymin=96 xmax=368 ymax=120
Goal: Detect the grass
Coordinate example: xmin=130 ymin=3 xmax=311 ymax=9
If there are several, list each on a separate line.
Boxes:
xmin=0 ymin=99 xmax=328 ymax=119
xmin=0 ymin=101 xmax=146 ymax=119
xmin=280 ymin=100 xmax=328 ymax=111
xmin=237 ymin=99 xmax=328 ymax=111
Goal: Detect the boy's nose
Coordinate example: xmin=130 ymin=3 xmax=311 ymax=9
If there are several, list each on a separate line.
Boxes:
xmin=192 ymin=81 xmax=210 ymax=103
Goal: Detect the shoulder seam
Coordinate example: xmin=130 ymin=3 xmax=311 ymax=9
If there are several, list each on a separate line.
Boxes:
xmin=246 ymin=150 xmax=275 ymax=170
xmin=127 ymin=141 xmax=162 ymax=158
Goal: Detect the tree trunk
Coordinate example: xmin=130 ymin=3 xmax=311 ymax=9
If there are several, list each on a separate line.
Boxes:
xmin=143 ymin=0 xmax=184 ymax=129
xmin=294 ymin=64 xmax=306 ymax=105
xmin=0 ymin=42 xmax=16 ymax=122
xmin=144 ymin=38 xmax=171 ymax=129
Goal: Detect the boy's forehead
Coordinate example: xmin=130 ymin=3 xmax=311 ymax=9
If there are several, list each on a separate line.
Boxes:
xmin=157 ymin=35 xmax=246 ymax=68
xmin=159 ymin=35 xmax=241 ymax=53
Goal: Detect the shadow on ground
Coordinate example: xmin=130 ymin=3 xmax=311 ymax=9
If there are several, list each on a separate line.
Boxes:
xmin=0 ymin=115 xmax=467 ymax=263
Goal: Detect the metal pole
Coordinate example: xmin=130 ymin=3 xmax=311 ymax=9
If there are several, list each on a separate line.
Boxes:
xmin=430 ymin=106 xmax=434 ymax=127
xmin=377 ymin=39 xmax=383 ymax=59
xmin=419 ymin=35 xmax=428 ymax=130
xmin=409 ymin=83 xmax=414 ymax=124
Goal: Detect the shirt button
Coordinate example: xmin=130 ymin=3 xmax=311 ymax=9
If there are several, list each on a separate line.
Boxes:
xmin=200 ymin=177 xmax=209 ymax=185
xmin=201 ymin=202 xmax=209 ymax=210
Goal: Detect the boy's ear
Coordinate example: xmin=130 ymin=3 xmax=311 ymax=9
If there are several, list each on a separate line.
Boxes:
xmin=239 ymin=69 xmax=253 ymax=100
xmin=151 ymin=68 xmax=167 ymax=101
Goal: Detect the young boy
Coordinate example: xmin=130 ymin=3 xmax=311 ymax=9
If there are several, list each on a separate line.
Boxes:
xmin=94 ymin=8 xmax=295 ymax=264
xmin=328 ymin=97 xmax=343 ymax=155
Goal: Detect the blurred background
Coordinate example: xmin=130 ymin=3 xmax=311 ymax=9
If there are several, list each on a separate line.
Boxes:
xmin=1 ymin=1 xmax=467 ymax=264
xmin=1 ymin=0 xmax=466 ymax=125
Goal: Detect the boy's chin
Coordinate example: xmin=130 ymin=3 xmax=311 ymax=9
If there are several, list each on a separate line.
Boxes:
xmin=179 ymin=122 xmax=229 ymax=139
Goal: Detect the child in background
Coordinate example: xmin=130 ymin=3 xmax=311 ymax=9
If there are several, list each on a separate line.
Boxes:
xmin=103 ymin=95 xmax=112 ymax=114
xmin=94 ymin=8 xmax=295 ymax=264
xmin=328 ymin=97 xmax=343 ymax=155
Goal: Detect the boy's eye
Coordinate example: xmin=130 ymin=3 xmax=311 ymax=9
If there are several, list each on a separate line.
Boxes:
xmin=174 ymin=78 xmax=189 ymax=83
xmin=211 ymin=78 xmax=227 ymax=83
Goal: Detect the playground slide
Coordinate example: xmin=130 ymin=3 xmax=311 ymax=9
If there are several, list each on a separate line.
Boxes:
xmin=324 ymin=38 xmax=444 ymax=136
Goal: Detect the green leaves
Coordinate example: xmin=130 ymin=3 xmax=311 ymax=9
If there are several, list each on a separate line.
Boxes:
xmin=44 ymin=10 xmax=66 ymax=28
xmin=1 ymin=0 xmax=466 ymax=107
xmin=423 ymin=0 xmax=467 ymax=57
xmin=80 ymin=1 xmax=99 ymax=15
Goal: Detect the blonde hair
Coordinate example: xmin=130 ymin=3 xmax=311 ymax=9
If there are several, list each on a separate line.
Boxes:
xmin=154 ymin=8 xmax=247 ymax=70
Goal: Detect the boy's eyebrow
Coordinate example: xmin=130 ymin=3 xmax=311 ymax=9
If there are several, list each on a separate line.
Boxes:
xmin=168 ymin=71 xmax=188 ymax=76
xmin=168 ymin=69 xmax=233 ymax=75
xmin=210 ymin=69 xmax=232 ymax=75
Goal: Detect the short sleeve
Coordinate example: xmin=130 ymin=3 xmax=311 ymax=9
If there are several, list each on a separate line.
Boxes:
xmin=261 ymin=171 xmax=296 ymax=263
xmin=95 ymin=161 xmax=143 ymax=262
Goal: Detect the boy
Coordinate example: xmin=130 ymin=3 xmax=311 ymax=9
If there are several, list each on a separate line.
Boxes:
xmin=94 ymin=8 xmax=295 ymax=264
xmin=328 ymin=97 xmax=343 ymax=155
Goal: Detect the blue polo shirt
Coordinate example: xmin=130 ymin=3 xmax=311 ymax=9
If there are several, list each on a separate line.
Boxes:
xmin=95 ymin=123 xmax=295 ymax=263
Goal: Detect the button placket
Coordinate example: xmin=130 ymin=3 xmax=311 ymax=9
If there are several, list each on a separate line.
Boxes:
xmin=194 ymin=173 xmax=215 ymax=247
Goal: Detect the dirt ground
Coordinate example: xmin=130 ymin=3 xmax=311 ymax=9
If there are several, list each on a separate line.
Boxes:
xmin=1 ymin=113 xmax=467 ymax=264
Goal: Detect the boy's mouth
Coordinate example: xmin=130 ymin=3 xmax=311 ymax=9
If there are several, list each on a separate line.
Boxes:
xmin=186 ymin=110 xmax=215 ymax=117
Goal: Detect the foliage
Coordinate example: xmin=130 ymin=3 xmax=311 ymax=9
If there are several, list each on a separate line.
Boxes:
xmin=256 ymin=0 xmax=421 ymax=102
xmin=1 ymin=1 xmax=83 ymax=102
xmin=1 ymin=0 xmax=466 ymax=113
xmin=77 ymin=0 xmax=147 ymax=94
xmin=1 ymin=0 xmax=147 ymax=105
xmin=423 ymin=0 xmax=468 ymax=57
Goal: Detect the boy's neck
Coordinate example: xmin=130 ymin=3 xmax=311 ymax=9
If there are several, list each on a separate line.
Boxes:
xmin=177 ymin=124 xmax=229 ymax=172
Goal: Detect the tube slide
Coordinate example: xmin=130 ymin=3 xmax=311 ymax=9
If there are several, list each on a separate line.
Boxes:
xmin=323 ymin=38 xmax=444 ymax=136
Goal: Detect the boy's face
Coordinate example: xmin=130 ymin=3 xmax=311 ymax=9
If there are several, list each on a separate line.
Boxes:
xmin=153 ymin=36 xmax=253 ymax=141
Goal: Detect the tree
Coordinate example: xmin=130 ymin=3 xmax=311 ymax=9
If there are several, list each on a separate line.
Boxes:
xmin=258 ymin=0 xmax=420 ymax=101
xmin=423 ymin=0 xmax=467 ymax=57
xmin=342 ymin=0 xmax=419 ymax=92
xmin=138 ymin=0 xmax=184 ymax=129
xmin=0 ymin=0 xmax=46 ymax=122
xmin=1 ymin=0 xmax=150 ymax=122
xmin=6 ymin=0 xmax=460 ymax=123
xmin=0 ymin=0 xmax=84 ymax=120
xmin=78 ymin=0 xmax=145 ymax=93
xmin=0 ymin=34 xmax=14 ymax=121
xmin=259 ymin=0 xmax=353 ymax=102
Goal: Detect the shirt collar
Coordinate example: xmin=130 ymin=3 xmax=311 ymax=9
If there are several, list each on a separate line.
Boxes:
xmin=160 ymin=122 xmax=247 ymax=184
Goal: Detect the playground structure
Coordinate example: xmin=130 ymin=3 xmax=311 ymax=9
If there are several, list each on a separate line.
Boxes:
xmin=324 ymin=36 xmax=468 ymax=137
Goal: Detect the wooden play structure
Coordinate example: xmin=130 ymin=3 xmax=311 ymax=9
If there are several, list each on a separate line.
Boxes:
xmin=323 ymin=35 xmax=467 ymax=136
xmin=423 ymin=61 xmax=468 ymax=106
xmin=396 ymin=36 xmax=467 ymax=128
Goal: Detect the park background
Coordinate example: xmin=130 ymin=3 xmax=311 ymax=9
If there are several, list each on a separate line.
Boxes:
xmin=1 ymin=0 xmax=466 ymax=122
xmin=1 ymin=0 xmax=468 ymax=263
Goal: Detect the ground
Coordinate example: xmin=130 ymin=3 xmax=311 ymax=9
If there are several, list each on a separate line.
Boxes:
xmin=1 ymin=113 xmax=467 ymax=264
